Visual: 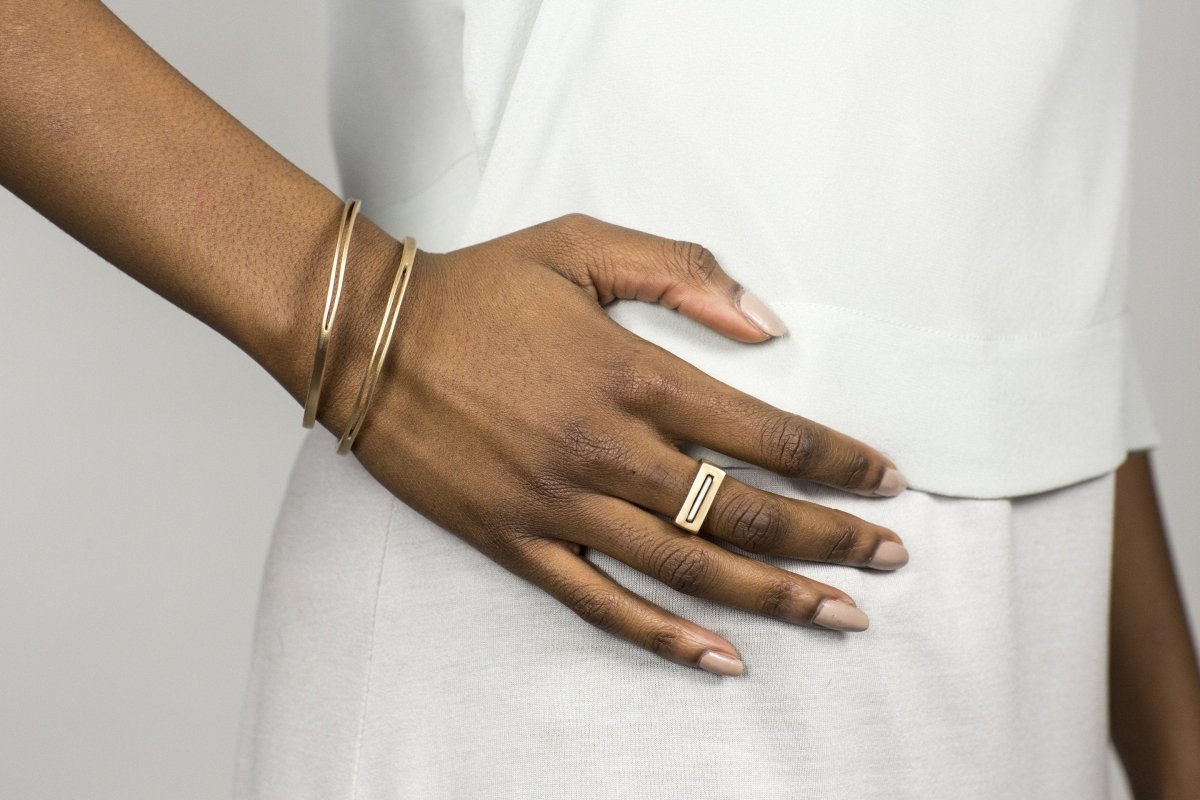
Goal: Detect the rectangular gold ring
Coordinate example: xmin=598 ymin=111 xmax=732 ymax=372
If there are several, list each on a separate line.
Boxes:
xmin=673 ymin=458 xmax=727 ymax=533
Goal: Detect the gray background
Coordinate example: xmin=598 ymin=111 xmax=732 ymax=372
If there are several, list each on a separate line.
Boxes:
xmin=0 ymin=1 xmax=1195 ymax=797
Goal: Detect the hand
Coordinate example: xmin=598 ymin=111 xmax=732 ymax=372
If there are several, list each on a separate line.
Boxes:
xmin=321 ymin=214 xmax=909 ymax=676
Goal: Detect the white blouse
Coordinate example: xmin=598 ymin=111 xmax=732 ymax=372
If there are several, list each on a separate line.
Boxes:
xmin=327 ymin=0 xmax=1160 ymax=498
xmin=231 ymin=7 xmax=1155 ymax=795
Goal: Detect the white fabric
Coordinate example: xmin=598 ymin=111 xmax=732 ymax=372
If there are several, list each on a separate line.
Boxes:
xmin=328 ymin=0 xmax=1161 ymax=499
xmin=233 ymin=432 xmax=1118 ymax=799
xmin=229 ymin=4 xmax=1161 ymax=796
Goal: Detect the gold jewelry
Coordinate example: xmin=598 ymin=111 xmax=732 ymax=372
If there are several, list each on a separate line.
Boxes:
xmin=337 ymin=235 xmax=418 ymax=455
xmin=303 ymin=198 xmax=361 ymax=428
xmin=674 ymin=458 xmax=727 ymax=532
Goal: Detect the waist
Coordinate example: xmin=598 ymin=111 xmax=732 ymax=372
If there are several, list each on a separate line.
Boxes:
xmin=604 ymin=298 xmax=1132 ymax=498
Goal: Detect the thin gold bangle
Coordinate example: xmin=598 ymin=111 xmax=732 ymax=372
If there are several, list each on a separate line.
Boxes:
xmin=303 ymin=198 xmax=361 ymax=428
xmin=337 ymin=235 xmax=418 ymax=455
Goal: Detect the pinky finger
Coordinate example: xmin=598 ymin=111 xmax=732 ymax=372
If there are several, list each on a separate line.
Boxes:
xmin=513 ymin=538 xmax=746 ymax=677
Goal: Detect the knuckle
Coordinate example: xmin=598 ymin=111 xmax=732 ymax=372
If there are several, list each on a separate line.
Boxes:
xmin=760 ymin=579 xmax=802 ymax=619
xmin=533 ymin=213 xmax=604 ymax=273
xmin=564 ymin=583 xmax=623 ymax=633
xmin=669 ymin=240 xmax=719 ymax=283
xmin=553 ymin=213 xmax=604 ymax=254
xmin=604 ymin=346 xmax=682 ymax=409
xmin=519 ymin=468 xmax=580 ymax=513
xmin=823 ymin=521 xmax=870 ymax=564
xmin=843 ymin=451 xmax=872 ymax=488
xmin=653 ymin=542 xmax=715 ymax=595
xmin=561 ymin=419 xmax=633 ymax=474
xmin=716 ymin=493 xmax=784 ymax=553
xmin=760 ymin=413 xmax=823 ymax=475
xmin=475 ymin=519 xmax=538 ymax=560
xmin=555 ymin=212 xmax=600 ymax=234
xmin=646 ymin=626 xmax=683 ymax=656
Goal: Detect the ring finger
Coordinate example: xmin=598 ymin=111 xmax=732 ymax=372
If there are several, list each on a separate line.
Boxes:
xmin=571 ymin=493 xmax=871 ymax=632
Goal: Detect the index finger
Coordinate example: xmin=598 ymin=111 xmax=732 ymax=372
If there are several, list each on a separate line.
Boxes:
xmin=614 ymin=348 xmax=907 ymax=497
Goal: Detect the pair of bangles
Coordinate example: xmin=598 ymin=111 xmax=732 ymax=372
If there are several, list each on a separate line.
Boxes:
xmin=300 ymin=198 xmax=417 ymax=455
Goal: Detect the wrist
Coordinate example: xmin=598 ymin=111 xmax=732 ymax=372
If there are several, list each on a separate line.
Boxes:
xmin=250 ymin=206 xmax=407 ymax=439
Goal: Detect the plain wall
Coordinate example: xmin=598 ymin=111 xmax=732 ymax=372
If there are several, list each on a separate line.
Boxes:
xmin=0 ymin=2 xmax=329 ymax=797
xmin=0 ymin=2 xmax=1195 ymax=798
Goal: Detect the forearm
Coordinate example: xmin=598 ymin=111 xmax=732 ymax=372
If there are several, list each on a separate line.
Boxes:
xmin=0 ymin=0 xmax=401 ymax=424
xmin=1110 ymin=451 xmax=1200 ymax=799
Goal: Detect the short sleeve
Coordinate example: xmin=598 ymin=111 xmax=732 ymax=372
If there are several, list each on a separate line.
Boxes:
xmin=1122 ymin=324 xmax=1163 ymax=452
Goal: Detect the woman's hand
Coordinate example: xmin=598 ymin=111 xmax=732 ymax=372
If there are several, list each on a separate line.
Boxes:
xmin=0 ymin=1 xmax=903 ymax=677
xmin=318 ymin=214 xmax=910 ymax=676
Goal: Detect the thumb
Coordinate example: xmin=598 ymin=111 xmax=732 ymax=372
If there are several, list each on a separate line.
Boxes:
xmin=539 ymin=214 xmax=789 ymax=343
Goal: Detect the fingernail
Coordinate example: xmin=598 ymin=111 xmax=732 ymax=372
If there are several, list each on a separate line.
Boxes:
xmin=698 ymin=650 xmax=745 ymax=676
xmin=737 ymin=290 xmax=788 ymax=337
xmin=874 ymin=466 xmax=907 ymax=497
xmin=868 ymin=541 xmax=909 ymax=570
xmin=813 ymin=599 xmax=870 ymax=632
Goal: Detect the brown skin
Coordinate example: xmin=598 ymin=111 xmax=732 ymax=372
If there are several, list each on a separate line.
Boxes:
xmin=1 ymin=0 xmax=1197 ymax=786
xmin=1111 ymin=452 xmax=1200 ymax=798
xmin=340 ymin=218 xmax=914 ymax=665
xmin=0 ymin=0 xmax=909 ymax=673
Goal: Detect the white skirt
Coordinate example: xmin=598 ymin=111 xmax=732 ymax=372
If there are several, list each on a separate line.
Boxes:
xmin=233 ymin=428 xmax=1116 ymax=799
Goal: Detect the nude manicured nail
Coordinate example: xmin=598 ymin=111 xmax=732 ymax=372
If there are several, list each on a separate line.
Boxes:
xmin=738 ymin=290 xmax=788 ymax=337
xmin=813 ymin=599 xmax=870 ymax=632
xmin=698 ymin=650 xmax=745 ymax=676
xmin=874 ymin=466 xmax=907 ymax=497
xmin=868 ymin=540 xmax=909 ymax=570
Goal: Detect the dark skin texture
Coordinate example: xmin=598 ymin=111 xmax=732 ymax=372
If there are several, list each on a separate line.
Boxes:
xmin=2 ymin=0 xmax=1197 ymax=792
xmin=1111 ymin=452 xmax=1200 ymax=799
